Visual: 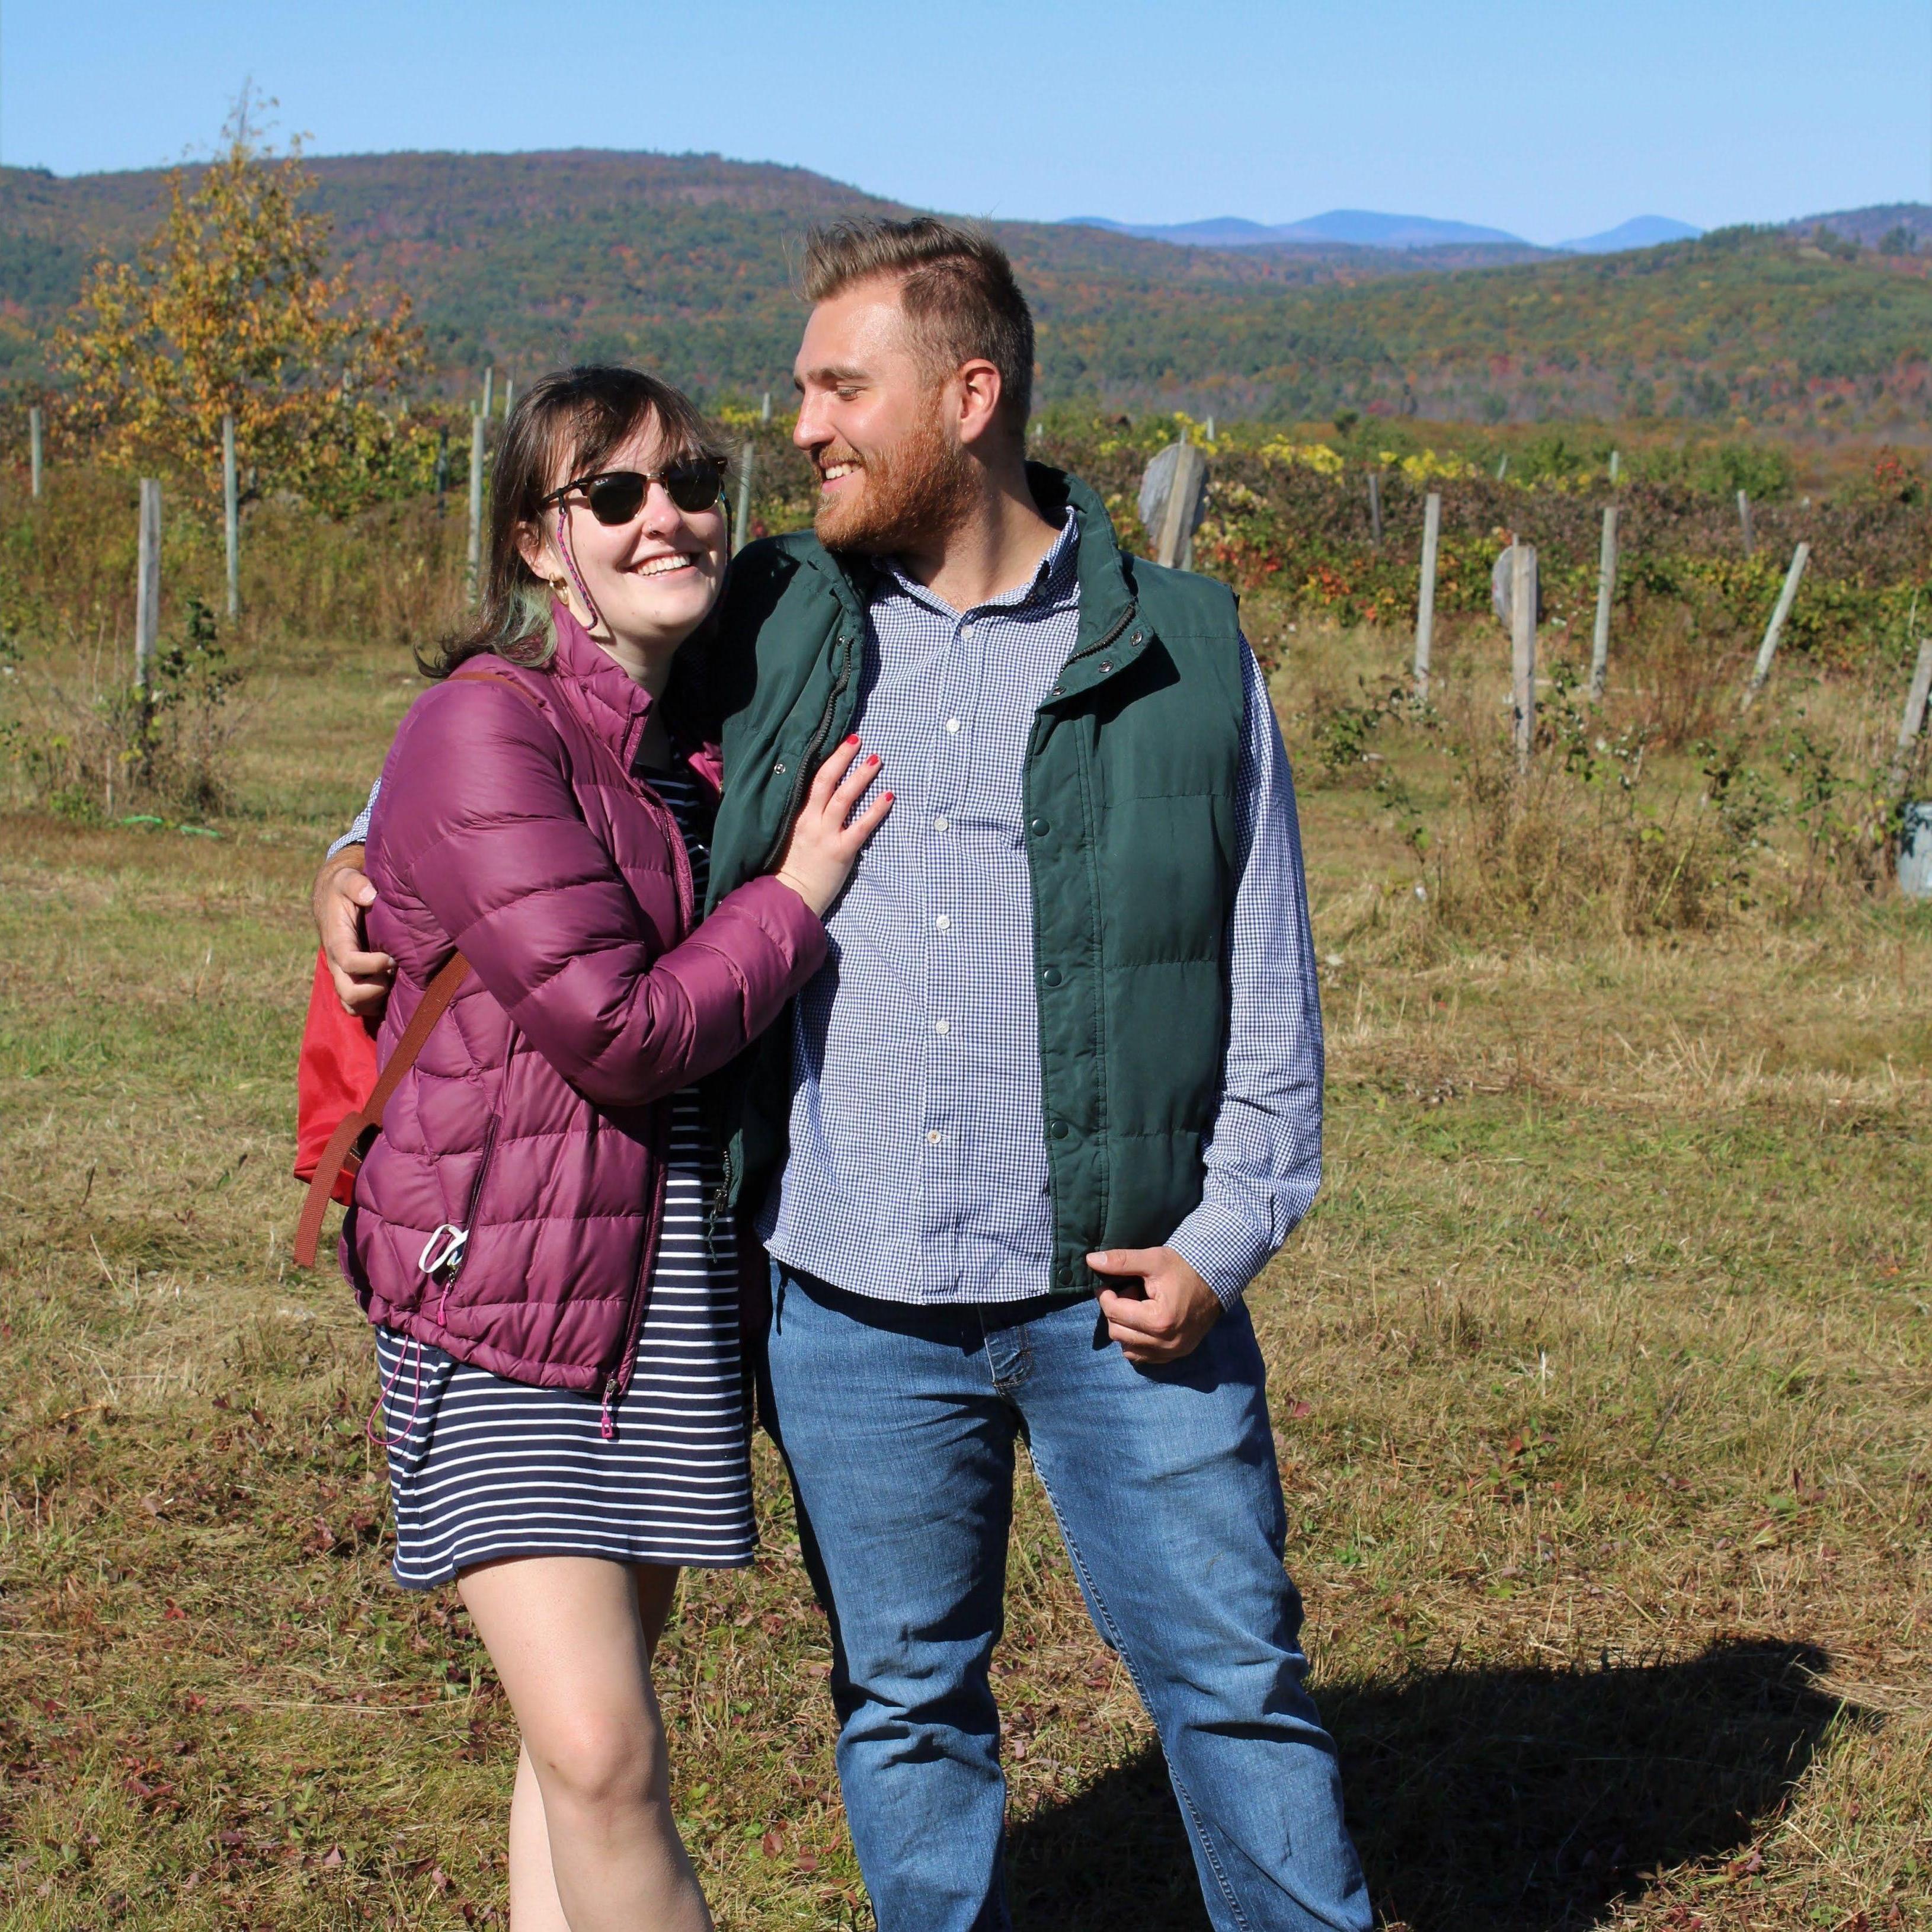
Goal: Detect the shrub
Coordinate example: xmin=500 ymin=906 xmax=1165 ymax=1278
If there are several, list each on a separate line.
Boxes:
xmin=1 ymin=596 xmax=245 ymax=820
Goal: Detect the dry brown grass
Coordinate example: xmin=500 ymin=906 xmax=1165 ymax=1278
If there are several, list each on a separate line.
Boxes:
xmin=0 ymin=590 xmax=1926 ymax=1930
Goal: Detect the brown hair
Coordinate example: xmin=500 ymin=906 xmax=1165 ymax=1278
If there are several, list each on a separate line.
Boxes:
xmin=801 ymin=217 xmax=1035 ymax=434
xmin=421 ymin=366 xmax=730 ymax=679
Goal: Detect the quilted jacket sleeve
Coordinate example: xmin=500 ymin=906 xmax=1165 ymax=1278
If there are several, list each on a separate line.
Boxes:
xmin=373 ymin=677 xmax=826 ymax=1110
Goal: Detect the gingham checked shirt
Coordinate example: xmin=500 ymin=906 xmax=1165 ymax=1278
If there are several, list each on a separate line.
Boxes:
xmin=334 ymin=513 xmax=1325 ymax=1308
xmin=756 ymin=510 xmax=1324 ymax=1309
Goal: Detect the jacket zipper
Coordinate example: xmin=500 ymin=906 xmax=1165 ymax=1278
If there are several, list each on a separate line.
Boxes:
xmin=430 ymin=1110 xmax=500 ymax=1307
xmin=603 ymin=763 xmax=691 ymax=1440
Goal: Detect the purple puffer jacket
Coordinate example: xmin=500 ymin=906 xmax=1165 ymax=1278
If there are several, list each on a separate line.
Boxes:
xmin=343 ymin=602 xmax=827 ymax=1406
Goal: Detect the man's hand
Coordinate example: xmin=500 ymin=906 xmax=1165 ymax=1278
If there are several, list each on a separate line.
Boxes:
xmin=312 ymin=847 xmax=395 ymax=1019
xmin=1086 ymin=1246 xmax=1224 ymax=1367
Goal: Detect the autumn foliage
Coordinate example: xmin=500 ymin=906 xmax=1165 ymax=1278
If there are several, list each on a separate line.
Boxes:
xmin=54 ymin=115 xmax=426 ymax=512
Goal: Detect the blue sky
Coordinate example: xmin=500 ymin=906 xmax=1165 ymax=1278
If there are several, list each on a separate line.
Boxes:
xmin=3 ymin=0 xmax=1926 ymax=243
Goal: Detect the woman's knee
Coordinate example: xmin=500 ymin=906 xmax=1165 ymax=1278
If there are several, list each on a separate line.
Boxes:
xmin=529 ymin=1709 xmax=669 ymax=1821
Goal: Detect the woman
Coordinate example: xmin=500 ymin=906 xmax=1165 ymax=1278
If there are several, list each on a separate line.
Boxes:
xmin=344 ymin=366 xmax=888 ymax=1930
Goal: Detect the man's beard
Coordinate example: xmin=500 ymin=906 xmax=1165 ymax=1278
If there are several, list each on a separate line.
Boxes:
xmin=813 ymin=406 xmax=977 ymax=556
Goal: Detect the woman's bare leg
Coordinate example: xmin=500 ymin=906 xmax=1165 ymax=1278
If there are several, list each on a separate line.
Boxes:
xmin=508 ymin=1741 xmax=569 ymax=1931
xmin=505 ymin=1568 xmax=687 ymax=1929
xmin=462 ymin=1556 xmax=708 ymax=1932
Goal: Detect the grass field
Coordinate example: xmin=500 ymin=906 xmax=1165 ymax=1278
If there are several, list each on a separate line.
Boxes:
xmin=1 ymin=593 xmax=1927 ymax=1931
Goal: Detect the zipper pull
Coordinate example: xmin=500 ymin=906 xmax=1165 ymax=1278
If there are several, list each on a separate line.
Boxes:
xmin=599 ymin=1374 xmax=619 ymax=1442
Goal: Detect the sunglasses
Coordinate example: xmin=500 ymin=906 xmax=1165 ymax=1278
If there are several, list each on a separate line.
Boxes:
xmin=540 ymin=456 xmax=727 ymax=524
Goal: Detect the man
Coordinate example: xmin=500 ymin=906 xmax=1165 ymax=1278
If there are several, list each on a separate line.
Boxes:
xmin=316 ymin=217 xmax=1369 ymax=1932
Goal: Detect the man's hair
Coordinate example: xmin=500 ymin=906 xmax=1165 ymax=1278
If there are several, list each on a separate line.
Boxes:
xmin=802 ymin=217 xmax=1035 ymax=433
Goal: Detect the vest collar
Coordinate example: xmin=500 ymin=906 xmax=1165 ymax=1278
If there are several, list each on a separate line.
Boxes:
xmin=792 ymin=465 xmax=1147 ymax=696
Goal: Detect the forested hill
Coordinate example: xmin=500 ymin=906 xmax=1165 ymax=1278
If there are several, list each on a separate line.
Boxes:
xmin=3 ymin=148 xmax=1928 ymax=431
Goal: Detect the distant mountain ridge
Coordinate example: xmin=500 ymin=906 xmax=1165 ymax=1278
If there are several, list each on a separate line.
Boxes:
xmin=1 ymin=151 xmax=1927 ymax=431
xmin=1557 ymin=215 xmax=1704 ymax=253
xmin=1068 ymin=209 xmax=1534 ymax=250
xmin=1070 ymin=209 xmax=1709 ymax=255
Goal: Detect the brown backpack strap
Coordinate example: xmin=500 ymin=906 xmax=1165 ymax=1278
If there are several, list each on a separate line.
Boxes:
xmin=294 ymin=670 xmax=538 ymax=1267
xmin=293 ymin=952 xmax=472 ymax=1268
xmin=452 ymin=667 xmax=547 ymax=709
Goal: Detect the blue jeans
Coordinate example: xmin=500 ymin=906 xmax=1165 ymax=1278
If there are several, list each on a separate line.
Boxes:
xmin=762 ymin=1262 xmax=1371 ymax=1932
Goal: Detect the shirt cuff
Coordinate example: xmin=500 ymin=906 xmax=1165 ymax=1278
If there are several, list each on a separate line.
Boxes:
xmin=1166 ymin=1199 xmax=1277 ymax=1308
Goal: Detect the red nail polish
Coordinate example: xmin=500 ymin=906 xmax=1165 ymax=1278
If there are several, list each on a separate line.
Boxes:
xmin=845 ymin=733 xmax=861 ymax=746
xmin=867 ymin=754 xmax=881 ymax=765
xmin=883 ymin=792 xmax=894 ymax=802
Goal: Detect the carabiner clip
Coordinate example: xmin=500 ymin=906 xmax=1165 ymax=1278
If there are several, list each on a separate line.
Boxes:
xmin=418 ymin=1223 xmax=469 ymax=1280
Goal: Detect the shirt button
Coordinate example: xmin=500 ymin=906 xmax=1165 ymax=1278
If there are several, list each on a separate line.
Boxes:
xmin=961 ymin=622 xmax=975 ymax=639
xmin=946 ymin=718 xmax=961 ymax=734
xmin=1041 ymin=966 xmax=1064 ymax=988
xmin=935 ymin=1019 xmax=950 ymax=1035
xmin=935 ymin=914 xmax=951 ymax=930
xmin=926 ymin=1129 xmax=942 ymax=1144
xmin=933 ymin=815 xmax=950 ymax=832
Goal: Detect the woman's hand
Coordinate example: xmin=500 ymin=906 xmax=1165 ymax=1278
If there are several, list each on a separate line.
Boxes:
xmin=773 ymin=735 xmax=892 ymax=917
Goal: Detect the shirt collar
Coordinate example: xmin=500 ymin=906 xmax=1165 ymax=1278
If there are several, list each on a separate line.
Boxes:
xmin=877 ymin=507 xmax=1082 ymax=620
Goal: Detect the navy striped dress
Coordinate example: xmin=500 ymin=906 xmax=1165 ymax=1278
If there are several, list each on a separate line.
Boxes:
xmin=373 ymin=770 xmax=755 ymax=1588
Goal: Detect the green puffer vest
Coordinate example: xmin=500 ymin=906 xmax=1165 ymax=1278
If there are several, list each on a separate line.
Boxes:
xmin=703 ymin=465 xmax=1246 ymax=1294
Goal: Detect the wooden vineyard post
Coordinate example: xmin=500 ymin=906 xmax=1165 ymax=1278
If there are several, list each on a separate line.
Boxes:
xmin=1608 ymin=449 xmax=1620 ymax=484
xmin=502 ymin=376 xmax=514 ymax=420
xmin=135 ymin=479 xmax=161 ymax=695
xmin=466 ymin=412 xmax=486 ymax=604
xmin=1367 ymin=469 xmax=1384 ymax=545
xmin=1154 ymin=442 xmax=1210 ymax=571
xmin=222 ymin=414 xmax=239 ymax=620
xmin=1741 ymin=542 xmax=1811 ymax=712
xmin=733 ymin=441 xmax=754 ymax=556
xmin=481 ymin=366 xmax=494 ymax=420
xmin=1589 ymin=503 xmax=1618 ymax=700
xmin=1511 ymin=542 xmax=1537 ymax=773
xmin=1889 ymin=637 xmax=1932 ymax=794
xmin=1413 ymin=490 xmax=1441 ymax=700
xmin=29 ymin=406 xmax=43 ymax=499
xmin=761 ymin=391 xmax=772 ymax=423
xmin=1737 ymin=489 xmax=1755 ymax=555
xmin=434 ymin=426 xmax=450 ymax=508
xmin=1205 ymin=415 xmax=1216 ymax=442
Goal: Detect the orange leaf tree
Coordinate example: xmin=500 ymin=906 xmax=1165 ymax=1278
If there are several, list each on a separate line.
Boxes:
xmin=55 ymin=117 xmax=428 ymax=512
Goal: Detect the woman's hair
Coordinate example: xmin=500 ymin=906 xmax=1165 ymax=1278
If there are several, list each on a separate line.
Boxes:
xmin=420 ymin=366 xmax=730 ymax=680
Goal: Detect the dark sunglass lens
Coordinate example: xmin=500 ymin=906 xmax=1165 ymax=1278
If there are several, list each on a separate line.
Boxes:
xmin=664 ymin=459 xmax=723 ymax=513
xmin=585 ymin=474 xmax=647 ymax=524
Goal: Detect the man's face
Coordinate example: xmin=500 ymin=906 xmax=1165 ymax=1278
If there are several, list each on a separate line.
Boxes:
xmin=792 ymin=279 xmax=974 ymax=554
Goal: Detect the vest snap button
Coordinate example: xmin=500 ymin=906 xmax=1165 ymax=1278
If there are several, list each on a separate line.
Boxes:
xmin=773 ymin=761 xmax=787 ymax=775
xmin=1029 ymin=817 xmax=1049 ymax=836
xmin=1042 ymin=966 xmax=1063 ymax=988
xmin=1050 ymin=1118 xmax=1069 ymax=1138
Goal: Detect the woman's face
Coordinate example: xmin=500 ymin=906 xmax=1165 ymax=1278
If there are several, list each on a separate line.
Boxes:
xmin=524 ymin=417 xmax=728 ymax=657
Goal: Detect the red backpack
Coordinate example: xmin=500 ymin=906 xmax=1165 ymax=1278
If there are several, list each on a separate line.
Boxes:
xmin=292 ymin=948 xmax=468 ymax=1267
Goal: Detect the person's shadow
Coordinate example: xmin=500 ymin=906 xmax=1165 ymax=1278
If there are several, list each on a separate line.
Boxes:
xmin=1006 ymin=1639 xmax=1860 ymax=1930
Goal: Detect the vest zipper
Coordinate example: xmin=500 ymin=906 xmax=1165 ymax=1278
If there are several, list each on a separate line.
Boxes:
xmin=1053 ymin=602 xmax=1138 ymax=687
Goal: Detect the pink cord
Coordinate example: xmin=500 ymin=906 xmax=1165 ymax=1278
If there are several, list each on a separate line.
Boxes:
xmin=366 ymin=1335 xmax=425 ymax=1453
xmin=553 ymin=503 xmax=609 ymax=639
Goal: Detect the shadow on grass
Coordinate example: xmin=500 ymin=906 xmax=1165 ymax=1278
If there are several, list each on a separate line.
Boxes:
xmin=1006 ymin=1639 xmax=1860 ymax=1931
